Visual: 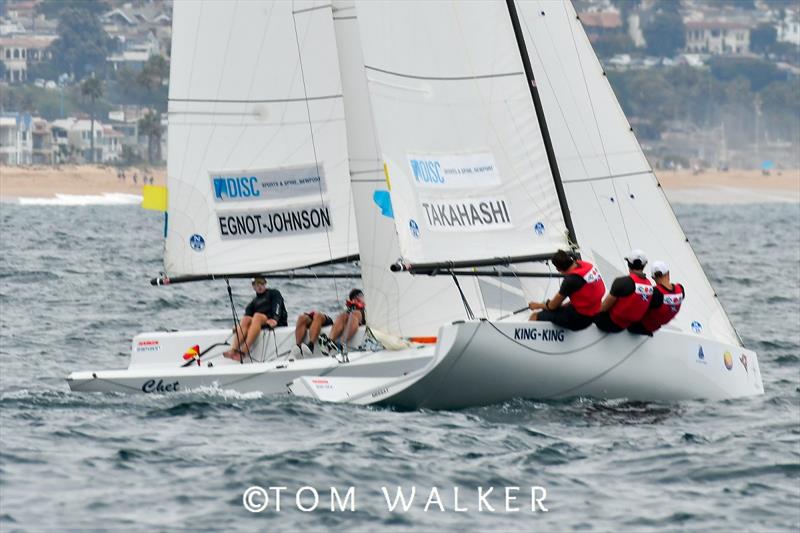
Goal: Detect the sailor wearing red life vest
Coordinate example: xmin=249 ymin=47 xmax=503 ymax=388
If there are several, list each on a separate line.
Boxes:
xmin=628 ymin=260 xmax=685 ymax=336
xmin=594 ymin=249 xmax=654 ymax=333
xmin=529 ymin=250 xmax=605 ymax=331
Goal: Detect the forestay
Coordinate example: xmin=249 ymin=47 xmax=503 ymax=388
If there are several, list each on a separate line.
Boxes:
xmin=517 ymin=0 xmax=739 ymax=344
xmin=354 ymin=1 xmax=569 ymax=266
xmin=165 ymin=0 xmax=357 ymax=276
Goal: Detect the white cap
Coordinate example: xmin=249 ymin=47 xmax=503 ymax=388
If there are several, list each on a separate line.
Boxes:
xmin=651 ymin=260 xmax=670 ymax=277
xmin=624 ymin=249 xmax=648 ymax=267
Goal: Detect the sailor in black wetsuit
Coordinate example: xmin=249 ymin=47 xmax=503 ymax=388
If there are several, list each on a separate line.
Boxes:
xmin=223 ymin=276 xmax=287 ymax=361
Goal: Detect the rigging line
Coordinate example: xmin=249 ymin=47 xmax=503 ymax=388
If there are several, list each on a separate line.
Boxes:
xmin=564 ymin=170 xmax=654 ymax=184
xmin=291 ymin=1 xmax=340 ymax=303
xmin=293 ymin=3 xmax=332 ymax=15
xmin=226 ymin=279 xmax=245 ymax=364
xmin=451 ymin=272 xmax=476 ymax=320
xmin=517 ymin=3 xmax=624 ymax=257
xmin=364 ymin=65 xmax=523 ymax=82
xmin=621 ymin=190 xmax=719 ymax=321
xmin=517 ymin=6 xmax=600 ymax=186
xmin=562 ymin=2 xmax=631 ymax=249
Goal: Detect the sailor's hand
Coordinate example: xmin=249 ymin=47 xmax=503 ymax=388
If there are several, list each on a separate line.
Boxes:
xmin=528 ymin=301 xmax=542 ymax=310
xmin=266 ymin=319 xmax=278 ymax=329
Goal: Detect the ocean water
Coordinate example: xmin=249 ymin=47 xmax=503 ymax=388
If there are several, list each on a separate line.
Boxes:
xmin=1 ymin=202 xmax=798 ymax=531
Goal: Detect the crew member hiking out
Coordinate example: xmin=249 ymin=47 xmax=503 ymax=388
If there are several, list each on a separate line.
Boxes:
xmin=321 ymin=289 xmax=366 ymax=356
xmin=627 ymin=260 xmax=685 ymax=336
xmin=528 ymin=250 xmax=605 ymax=331
xmin=223 ymin=276 xmax=287 ymax=361
xmin=594 ymin=249 xmax=654 ymax=333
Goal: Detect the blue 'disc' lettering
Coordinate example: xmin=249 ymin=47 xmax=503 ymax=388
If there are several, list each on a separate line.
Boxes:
xmin=213 ymin=176 xmax=261 ymax=200
xmin=410 ymin=159 xmax=444 ymax=184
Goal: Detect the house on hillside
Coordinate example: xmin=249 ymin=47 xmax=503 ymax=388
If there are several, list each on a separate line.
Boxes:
xmin=578 ymin=10 xmax=624 ymax=42
xmin=0 ymin=34 xmax=57 ymax=83
xmin=685 ymin=20 xmax=753 ymax=55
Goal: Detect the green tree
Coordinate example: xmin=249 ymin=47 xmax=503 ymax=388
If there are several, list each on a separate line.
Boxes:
xmin=594 ymin=34 xmax=636 ymax=58
xmin=751 ymin=24 xmax=778 ymax=55
xmin=48 ymin=7 xmax=112 ymax=79
xmin=709 ymin=56 xmax=784 ymax=92
xmin=37 ymin=0 xmax=108 ymax=18
xmin=81 ymin=75 xmax=104 ymax=163
xmin=136 ymin=55 xmax=170 ymax=92
xmin=138 ymin=111 xmax=163 ymax=164
xmin=643 ymin=11 xmax=685 ymax=57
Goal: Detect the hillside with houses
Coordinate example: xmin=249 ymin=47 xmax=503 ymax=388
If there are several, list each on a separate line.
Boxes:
xmin=0 ymin=0 xmax=798 ymax=171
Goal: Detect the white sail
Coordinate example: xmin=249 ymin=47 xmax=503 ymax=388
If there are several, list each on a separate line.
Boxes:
xmin=332 ymin=0 xmax=493 ymax=337
xmin=353 ymin=0 xmax=569 ymax=266
xmin=516 ymin=0 xmax=739 ymax=343
xmin=165 ymin=0 xmax=357 ymax=276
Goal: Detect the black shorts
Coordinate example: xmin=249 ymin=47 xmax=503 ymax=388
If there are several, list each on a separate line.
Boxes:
xmin=305 ymin=311 xmax=334 ymax=327
xmin=593 ymin=311 xmax=624 ymax=333
xmin=626 ymin=322 xmax=654 ymax=337
xmin=537 ymin=305 xmax=594 ymax=331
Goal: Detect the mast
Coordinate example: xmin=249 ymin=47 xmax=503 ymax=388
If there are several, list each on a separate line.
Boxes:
xmin=505 ymin=0 xmax=579 ymax=250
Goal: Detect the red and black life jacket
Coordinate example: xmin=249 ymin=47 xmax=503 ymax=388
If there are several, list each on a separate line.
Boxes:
xmin=640 ymin=283 xmax=684 ymax=333
xmin=610 ymin=272 xmax=654 ymax=328
xmin=568 ymin=260 xmax=605 ymax=316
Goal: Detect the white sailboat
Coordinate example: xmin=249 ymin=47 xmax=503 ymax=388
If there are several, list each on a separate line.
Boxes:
xmin=68 ymin=0 xmax=764 ymax=408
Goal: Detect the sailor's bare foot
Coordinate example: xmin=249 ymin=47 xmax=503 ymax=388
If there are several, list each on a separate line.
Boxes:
xmin=223 ymin=349 xmax=242 ymax=361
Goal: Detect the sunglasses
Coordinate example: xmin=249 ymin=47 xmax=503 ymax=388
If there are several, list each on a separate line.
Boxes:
xmin=252 ymin=281 xmax=266 ymax=287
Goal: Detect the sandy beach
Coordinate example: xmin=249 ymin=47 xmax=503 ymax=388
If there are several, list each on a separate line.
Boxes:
xmin=0 ymin=165 xmax=798 ymax=204
xmin=0 ymin=165 xmax=166 ymax=200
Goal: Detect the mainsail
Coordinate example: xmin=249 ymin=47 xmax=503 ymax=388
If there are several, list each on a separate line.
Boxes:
xmin=165 ymin=0 xmax=357 ymax=277
xmin=516 ymin=0 xmax=739 ymax=344
xmin=352 ymin=0 xmax=570 ymax=267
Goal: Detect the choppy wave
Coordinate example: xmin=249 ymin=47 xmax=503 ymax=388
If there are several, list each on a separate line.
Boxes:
xmin=0 ymin=203 xmax=798 ymax=531
xmin=16 ymin=193 xmax=142 ymax=206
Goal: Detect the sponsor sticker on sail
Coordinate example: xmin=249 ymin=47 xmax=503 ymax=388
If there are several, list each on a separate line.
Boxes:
xmin=209 ymin=164 xmax=326 ymax=203
xmin=419 ymin=197 xmax=512 ymax=232
xmin=407 ymin=152 xmax=500 ymax=189
xmin=217 ymin=204 xmax=332 ymax=240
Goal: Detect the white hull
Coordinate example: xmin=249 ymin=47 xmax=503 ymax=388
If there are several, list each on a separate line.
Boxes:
xmin=68 ymin=321 xmax=764 ymax=409
xmin=289 ymin=321 xmax=765 ymax=409
xmin=66 ymin=326 xmax=434 ymax=395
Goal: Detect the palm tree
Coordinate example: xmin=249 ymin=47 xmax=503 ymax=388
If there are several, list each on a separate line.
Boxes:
xmin=81 ymin=75 xmax=103 ymax=163
xmin=138 ymin=111 xmax=163 ymax=164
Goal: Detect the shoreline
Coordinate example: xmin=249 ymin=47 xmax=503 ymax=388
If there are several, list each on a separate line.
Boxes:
xmin=1 ymin=165 xmax=798 ymax=204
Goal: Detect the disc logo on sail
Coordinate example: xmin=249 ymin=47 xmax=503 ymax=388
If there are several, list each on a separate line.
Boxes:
xmin=210 ymin=165 xmax=327 ymax=203
xmin=407 ymin=152 xmax=501 ymax=189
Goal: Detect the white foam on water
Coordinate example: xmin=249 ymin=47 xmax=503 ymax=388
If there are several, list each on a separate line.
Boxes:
xmin=16 ymin=193 xmax=142 ymax=206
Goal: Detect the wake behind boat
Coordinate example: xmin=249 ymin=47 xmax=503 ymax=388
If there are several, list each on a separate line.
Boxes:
xmin=67 ymin=0 xmax=764 ymax=406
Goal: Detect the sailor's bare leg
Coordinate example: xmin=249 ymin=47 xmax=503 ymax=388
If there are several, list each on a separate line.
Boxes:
xmin=295 ymin=314 xmax=311 ymax=345
xmin=343 ymin=310 xmax=362 ymax=343
xmin=242 ymin=313 xmax=269 ymax=354
xmin=309 ymin=313 xmax=327 ymax=344
xmin=230 ymin=316 xmax=252 ymax=351
xmin=329 ymin=313 xmax=348 ymax=344
xmin=529 ymin=312 xmax=540 ymax=321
